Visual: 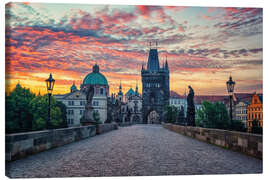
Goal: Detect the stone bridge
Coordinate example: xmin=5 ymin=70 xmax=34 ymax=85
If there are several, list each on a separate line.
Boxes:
xmin=6 ymin=125 xmax=262 ymax=177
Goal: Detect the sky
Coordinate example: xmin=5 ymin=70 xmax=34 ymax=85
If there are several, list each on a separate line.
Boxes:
xmin=5 ymin=2 xmax=263 ymax=96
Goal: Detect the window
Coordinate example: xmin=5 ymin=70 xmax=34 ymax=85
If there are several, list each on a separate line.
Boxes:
xmin=80 ymin=110 xmax=84 ymax=115
xmin=80 ymin=101 xmax=86 ymax=106
xmin=71 ymin=119 xmax=74 ymax=124
xmin=100 ymin=88 xmax=104 ymax=95
xmin=93 ymin=101 xmax=99 ymax=106
xmin=67 ymin=109 xmax=74 ymax=115
xmin=68 ymin=101 xmax=74 ymax=106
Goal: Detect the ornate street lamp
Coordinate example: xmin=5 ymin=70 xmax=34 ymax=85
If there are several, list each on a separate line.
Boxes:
xmin=45 ymin=73 xmax=55 ymax=129
xmin=226 ymin=76 xmax=235 ymax=129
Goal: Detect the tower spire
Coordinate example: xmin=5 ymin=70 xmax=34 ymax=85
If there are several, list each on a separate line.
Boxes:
xmin=119 ymin=80 xmax=122 ymax=91
xmin=165 ymin=55 xmax=169 ymax=70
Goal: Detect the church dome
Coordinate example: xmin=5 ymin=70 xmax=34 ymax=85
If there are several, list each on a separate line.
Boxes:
xmin=70 ymin=82 xmax=78 ymax=92
xmin=82 ymin=64 xmax=108 ymax=85
xmin=125 ymin=88 xmax=135 ymax=96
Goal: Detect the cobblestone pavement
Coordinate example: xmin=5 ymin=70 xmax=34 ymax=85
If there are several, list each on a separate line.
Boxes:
xmin=6 ymin=125 xmax=262 ymax=178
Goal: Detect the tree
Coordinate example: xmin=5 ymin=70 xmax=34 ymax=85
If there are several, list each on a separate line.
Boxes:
xmin=55 ymin=100 xmax=68 ymax=128
xmin=30 ymin=95 xmax=65 ymax=130
xmin=196 ymin=101 xmax=229 ymax=129
xmin=251 ymin=119 xmax=262 ymax=134
xmin=6 ymin=85 xmax=35 ymax=133
xmin=164 ymin=105 xmax=178 ymax=124
xmin=231 ymin=120 xmax=246 ymax=132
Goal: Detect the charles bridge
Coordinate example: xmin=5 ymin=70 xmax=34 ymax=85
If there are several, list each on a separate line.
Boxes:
xmin=5 ymin=123 xmax=262 ymax=177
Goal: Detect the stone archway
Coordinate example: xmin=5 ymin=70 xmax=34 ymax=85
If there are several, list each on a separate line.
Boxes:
xmin=147 ymin=110 xmax=160 ymax=124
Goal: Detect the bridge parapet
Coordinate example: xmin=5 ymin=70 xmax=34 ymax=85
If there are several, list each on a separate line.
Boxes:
xmin=6 ymin=123 xmax=118 ymax=162
xmin=163 ymin=124 xmax=262 ymax=159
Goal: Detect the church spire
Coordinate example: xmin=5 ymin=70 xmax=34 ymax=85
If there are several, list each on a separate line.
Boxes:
xmin=119 ymin=80 xmax=122 ymax=91
xmin=136 ymin=80 xmax=138 ymax=93
xmin=165 ymin=55 xmax=169 ymax=70
xmin=118 ymin=80 xmax=123 ymax=97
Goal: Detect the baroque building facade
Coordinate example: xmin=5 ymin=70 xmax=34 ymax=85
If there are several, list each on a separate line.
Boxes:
xmin=247 ymin=93 xmax=263 ymax=132
xmin=54 ymin=64 xmax=109 ymax=126
xmin=120 ymin=84 xmax=143 ymax=123
xmin=141 ymin=48 xmax=170 ymax=124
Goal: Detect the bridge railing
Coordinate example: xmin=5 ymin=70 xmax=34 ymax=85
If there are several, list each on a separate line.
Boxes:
xmin=163 ymin=123 xmax=262 ymax=159
xmin=6 ymin=123 xmax=118 ymax=161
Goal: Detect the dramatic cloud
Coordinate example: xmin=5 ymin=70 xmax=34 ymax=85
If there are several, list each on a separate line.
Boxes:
xmin=5 ymin=3 xmax=263 ymax=95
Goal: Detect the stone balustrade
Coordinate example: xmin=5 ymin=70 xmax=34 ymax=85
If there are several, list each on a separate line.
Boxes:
xmin=163 ymin=124 xmax=262 ymax=159
xmin=6 ymin=123 xmax=118 ymax=161
xmin=96 ymin=123 xmax=118 ymax=134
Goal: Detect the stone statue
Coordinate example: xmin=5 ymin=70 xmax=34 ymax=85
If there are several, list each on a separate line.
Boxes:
xmin=81 ymin=85 xmax=95 ymax=124
xmin=86 ymin=86 xmax=94 ymax=104
xmin=186 ymin=85 xmax=195 ymax=126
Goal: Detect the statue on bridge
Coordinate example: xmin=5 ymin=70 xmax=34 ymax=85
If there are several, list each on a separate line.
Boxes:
xmin=186 ymin=85 xmax=195 ymax=126
xmin=81 ymin=85 xmax=96 ymax=125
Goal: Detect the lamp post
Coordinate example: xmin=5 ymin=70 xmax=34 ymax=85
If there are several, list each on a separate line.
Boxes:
xmin=226 ymin=76 xmax=235 ymax=129
xmin=45 ymin=73 xmax=55 ymax=129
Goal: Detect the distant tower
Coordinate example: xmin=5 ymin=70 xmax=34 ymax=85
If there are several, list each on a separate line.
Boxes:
xmin=141 ymin=44 xmax=170 ymax=124
xmin=135 ymin=80 xmax=139 ymax=96
xmin=117 ymin=80 xmax=123 ymax=102
xmin=70 ymin=81 xmax=78 ymax=93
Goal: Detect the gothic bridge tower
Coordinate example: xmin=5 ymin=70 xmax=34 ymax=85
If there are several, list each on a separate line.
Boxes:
xmin=141 ymin=47 xmax=170 ymax=124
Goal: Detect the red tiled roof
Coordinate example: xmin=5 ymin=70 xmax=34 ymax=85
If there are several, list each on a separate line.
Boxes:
xmin=170 ymin=91 xmax=256 ymax=105
xmin=170 ymin=91 xmax=185 ymax=98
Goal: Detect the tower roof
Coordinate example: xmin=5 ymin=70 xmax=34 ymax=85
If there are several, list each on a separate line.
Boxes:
xmin=147 ymin=49 xmax=160 ymax=72
xmin=70 ymin=81 xmax=77 ymax=92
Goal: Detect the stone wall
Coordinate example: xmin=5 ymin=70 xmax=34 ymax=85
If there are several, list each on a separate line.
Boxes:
xmin=96 ymin=123 xmax=118 ymax=134
xmin=6 ymin=123 xmax=118 ymax=161
xmin=163 ymin=124 xmax=262 ymax=159
xmin=118 ymin=122 xmax=133 ymax=127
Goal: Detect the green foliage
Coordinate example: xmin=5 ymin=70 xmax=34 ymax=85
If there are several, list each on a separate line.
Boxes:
xmin=30 ymin=95 xmax=66 ymax=130
xmin=251 ymin=120 xmax=262 ymax=134
xmin=6 ymin=85 xmax=35 ymax=133
xmin=164 ymin=105 xmax=178 ymax=124
xmin=6 ymin=85 xmax=67 ymax=133
xmin=196 ymin=101 xmax=229 ymax=130
xmin=55 ymin=100 xmax=68 ymax=128
xmin=231 ymin=120 xmax=246 ymax=132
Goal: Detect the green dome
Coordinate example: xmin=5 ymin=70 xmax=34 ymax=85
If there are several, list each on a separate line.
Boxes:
xmin=83 ymin=72 xmax=108 ymax=85
xmin=70 ymin=83 xmax=77 ymax=90
xmin=83 ymin=64 xmax=108 ymax=86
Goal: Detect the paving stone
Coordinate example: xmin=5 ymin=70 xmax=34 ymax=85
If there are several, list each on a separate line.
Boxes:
xmin=6 ymin=125 xmax=262 ymax=178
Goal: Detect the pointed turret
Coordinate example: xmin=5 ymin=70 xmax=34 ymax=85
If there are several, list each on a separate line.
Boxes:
xmin=70 ymin=81 xmax=78 ymax=93
xmin=118 ymin=80 xmax=123 ymax=95
xmin=38 ymin=90 xmax=41 ymax=96
xmin=16 ymin=81 xmax=21 ymax=88
xmin=165 ymin=56 xmax=169 ymax=70
xmin=135 ymin=81 xmax=139 ymax=96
